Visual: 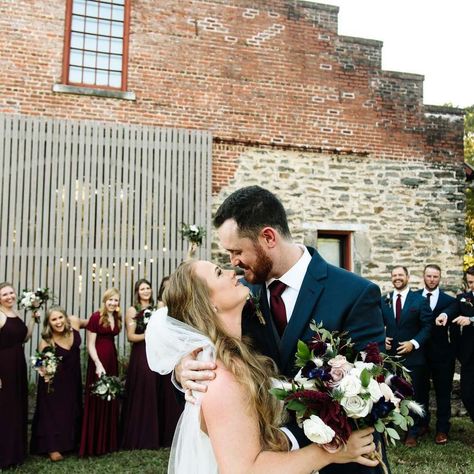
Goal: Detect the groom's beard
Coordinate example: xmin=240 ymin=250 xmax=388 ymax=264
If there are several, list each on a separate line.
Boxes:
xmin=241 ymin=243 xmax=273 ymax=284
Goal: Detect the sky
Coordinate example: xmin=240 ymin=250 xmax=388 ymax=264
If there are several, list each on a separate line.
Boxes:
xmin=315 ymin=0 xmax=473 ymax=108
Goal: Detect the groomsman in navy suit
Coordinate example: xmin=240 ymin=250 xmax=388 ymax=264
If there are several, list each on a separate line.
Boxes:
xmin=451 ymin=266 xmax=474 ymax=423
xmin=414 ymin=264 xmax=458 ymax=445
xmin=178 ymin=186 xmax=386 ymax=473
xmin=381 ymin=265 xmax=433 ymax=447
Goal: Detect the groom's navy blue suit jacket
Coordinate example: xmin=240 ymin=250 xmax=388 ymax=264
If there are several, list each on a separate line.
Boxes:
xmin=242 ymin=247 xmax=388 ymax=474
xmin=243 ymin=247 xmax=386 ymax=377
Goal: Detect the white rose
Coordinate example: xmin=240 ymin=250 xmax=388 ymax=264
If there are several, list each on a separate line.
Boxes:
xmin=338 ymin=374 xmax=362 ymax=397
xmin=189 ymin=224 xmax=199 ymax=233
xmin=351 ymin=361 xmax=375 ymax=376
xmin=96 ymin=384 xmax=108 ymax=395
xmin=312 ymin=357 xmax=324 ymax=367
xmin=302 ymin=415 xmax=335 ymax=444
xmin=341 ymin=395 xmax=373 ymax=419
xmin=366 ymin=378 xmax=383 ymax=402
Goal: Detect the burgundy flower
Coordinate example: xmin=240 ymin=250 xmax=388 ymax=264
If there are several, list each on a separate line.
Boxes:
xmin=363 ymin=342 xmax=383 ymax=365
xmin=308 ymin=339 xmax=328 ymax=356
xmin=389 ymin=375 xmax=414 ymax=399
xmin=319 ymin=400 xmax=352 ymax=443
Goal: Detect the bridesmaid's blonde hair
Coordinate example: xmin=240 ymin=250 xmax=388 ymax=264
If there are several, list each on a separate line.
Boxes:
xmin=165 ymin=261 xmax=288 ymax=452
xmin=99 ymin=287 xmax=122 ymax=331
xmin=42 ymin=306 xmax=72 ymax=345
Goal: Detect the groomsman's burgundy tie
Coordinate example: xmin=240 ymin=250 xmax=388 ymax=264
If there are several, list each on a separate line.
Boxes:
xmin=269 ymin=280 xmax=287 ymax=336
xmin=395 ymin=293 xmax=402 ymax=324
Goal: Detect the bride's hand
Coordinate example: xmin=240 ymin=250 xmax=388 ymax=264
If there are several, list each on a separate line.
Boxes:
xmin=332 ymin=427 xmax=378 ymax=467
xmin=175 ymin=348 xmax=217 ymax=403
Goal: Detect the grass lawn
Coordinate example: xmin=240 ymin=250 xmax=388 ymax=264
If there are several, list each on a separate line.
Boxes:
xmin=12 ymin=417 xmax=474 ymax=473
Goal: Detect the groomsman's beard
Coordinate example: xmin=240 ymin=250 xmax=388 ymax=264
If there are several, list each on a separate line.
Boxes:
xmin=240 ymin=243 xmax=273 ymax=284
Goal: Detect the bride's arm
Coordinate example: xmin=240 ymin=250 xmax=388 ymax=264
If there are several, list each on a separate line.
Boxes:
xmin=201 ymin=365 xmax=378 ymax=474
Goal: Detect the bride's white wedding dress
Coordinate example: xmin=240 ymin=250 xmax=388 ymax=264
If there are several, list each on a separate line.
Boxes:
xmin=145 ymin=307 xmax=218 ymax=474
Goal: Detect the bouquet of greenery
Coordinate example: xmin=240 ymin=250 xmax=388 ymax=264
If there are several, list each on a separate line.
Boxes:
xmin=91 ymin=374 xmax=124 ymax=401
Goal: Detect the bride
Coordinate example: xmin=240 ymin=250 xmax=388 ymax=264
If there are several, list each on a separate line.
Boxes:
xmin=146 ymin=260 xmax=378 ymax=473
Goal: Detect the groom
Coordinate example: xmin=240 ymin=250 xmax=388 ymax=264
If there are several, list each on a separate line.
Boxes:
xmin=178 ymin=186 xmax=387 ymax=473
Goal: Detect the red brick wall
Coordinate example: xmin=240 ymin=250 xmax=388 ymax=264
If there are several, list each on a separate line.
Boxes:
xmin=0 ymin=0 xmax=464 ymax=193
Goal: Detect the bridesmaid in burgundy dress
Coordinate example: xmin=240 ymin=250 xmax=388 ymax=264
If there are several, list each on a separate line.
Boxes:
xmin=121 ymin=277 xmax=181 ymax=449
xmin=0 ymin=282 xmax=39 ymax=469
xmin=79 ymin=288 xmax=122 ymax=457
xmin=30 ymin=307 xmax=87 ymax=461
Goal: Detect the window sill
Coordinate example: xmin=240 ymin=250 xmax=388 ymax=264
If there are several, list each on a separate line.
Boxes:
xmin=52 ymin=84 xmax=136 ymax=101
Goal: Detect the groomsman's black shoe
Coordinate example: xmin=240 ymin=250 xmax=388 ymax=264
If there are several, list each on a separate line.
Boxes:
xmin=435 ymin=432 xmax=448 ymax=445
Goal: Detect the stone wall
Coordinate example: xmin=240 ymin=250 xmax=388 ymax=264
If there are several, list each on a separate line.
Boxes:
xmin=212 ymin=146 xmax=465 ymax=292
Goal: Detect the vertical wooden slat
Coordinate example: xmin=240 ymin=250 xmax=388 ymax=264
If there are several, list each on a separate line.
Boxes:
xmin=0 ymin=115 xmax=212 ymax=370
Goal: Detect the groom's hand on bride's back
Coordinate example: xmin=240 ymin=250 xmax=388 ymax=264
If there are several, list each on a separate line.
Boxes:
xmin=175 ymin=348 xmax=217 ymax=403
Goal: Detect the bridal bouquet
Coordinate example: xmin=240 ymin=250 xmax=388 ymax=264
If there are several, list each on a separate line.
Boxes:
xmin=180 ymin=223 xmax=206 ymax=246
xmin=31 ymin=346 xmax=62 ymax=393
xmin=271 ymin=323 xmax=422 ymax=471
xmin=19 ymin=287 xmax=52 ymax=313
xmin=91 ymin=374 xmax=124 ymax=401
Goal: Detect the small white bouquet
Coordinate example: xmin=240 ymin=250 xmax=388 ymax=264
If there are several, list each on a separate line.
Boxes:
xmin=19 ymin=287 xmax=52 ymax=313
xmin=31 ymin=346 xmax=62 ymax=393
xmin=91 ymin=374 xmax=124 ymax=401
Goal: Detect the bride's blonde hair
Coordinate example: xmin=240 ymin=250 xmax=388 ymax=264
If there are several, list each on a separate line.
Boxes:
xmin=165 ymin=260 xmax=288 ymax=452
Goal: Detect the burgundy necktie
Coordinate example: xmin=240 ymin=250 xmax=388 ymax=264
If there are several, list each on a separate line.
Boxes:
xmin=269 ymin=280 xmax=287 ymax=337
xmin=395 ymin=294 xmax=402 ymax=324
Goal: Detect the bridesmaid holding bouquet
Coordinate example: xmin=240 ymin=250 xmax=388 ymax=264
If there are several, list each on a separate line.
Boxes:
xmin=79 ymin=288 xmax=121 ymax=457
xmin=30 ymin=307 xmax=87 ymax=461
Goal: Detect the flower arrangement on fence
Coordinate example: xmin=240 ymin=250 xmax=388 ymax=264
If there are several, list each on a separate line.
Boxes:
xmin=271 ymin=323 xmax=423 ymax=473
xmin=91 ymin=374 xmax=124 ymax=401
xmin=31 ymin=346 xmax=62 ymax=393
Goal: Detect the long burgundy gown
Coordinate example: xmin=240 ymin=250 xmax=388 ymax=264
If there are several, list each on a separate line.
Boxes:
xmin=79 ymin=312 xmax=120 ymax=457
xmin=121 ymin=308 xmax=182 ymax=449
xmin=30 ymin=329 xmax=83 ymax=455
xmin=0 ymin=316 xmax=28 ymax=469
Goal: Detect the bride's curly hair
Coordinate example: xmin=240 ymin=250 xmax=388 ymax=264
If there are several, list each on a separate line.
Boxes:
xmin=164 ymin=260 xmax=288 ymax=452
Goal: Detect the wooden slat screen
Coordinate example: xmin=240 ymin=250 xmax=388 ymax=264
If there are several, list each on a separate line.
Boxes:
xmin=0 ymin=114 xmax=212 ymax=364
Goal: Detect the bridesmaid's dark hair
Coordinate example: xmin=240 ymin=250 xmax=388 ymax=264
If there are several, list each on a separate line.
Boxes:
xmin=133 ymin=278 xmax=155 ymax=309
xmin=157 ymin=276 xmax=170 ymax=304
xmin=42 ymin=306 xmax=72 ymax=345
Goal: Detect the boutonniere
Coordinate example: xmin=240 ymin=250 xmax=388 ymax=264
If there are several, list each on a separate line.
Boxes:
xmin=460 ymin=297 xmax=473 ymax=307
xmin=384 ymin=294 xmax=392 ymax=308
xmin=247 ymin=292 xmax=265 ymax=325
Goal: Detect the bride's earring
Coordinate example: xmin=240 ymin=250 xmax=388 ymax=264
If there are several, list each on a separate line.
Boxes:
xmin=213 ymin=305 xmax=218 ymax=313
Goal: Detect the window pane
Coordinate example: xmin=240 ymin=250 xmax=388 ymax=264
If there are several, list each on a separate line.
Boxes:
xmin=110 ymin=38 xmax=122 ymax=54
xmin=70 ymin=49 xmax=83 ymax=66
xmin=71 ymin=15 xmax=85 ymax=32
xmin=98 ymin=19 xmax=111 ymax=35
xmin=69 ymin=66 xmax=82 ymax=83
xmin=83 ymin=51 xmax=96 ymax=68
xmin=112 ymin=5 xmax=124 ymax=21
xmin=96 ymin=70 xmax=109 ymax=86
xmin=72 ymin=0 xmax=86 ymax=16
xmin=83 ymin=68 xmax=95 ymax=84
xmin=111 ymin=21 xmax=123 ymax=37
xmin=100 ymin=3 xmax=112 ymax=19
xmin=97 ymin=36 xmax=110 ymax=52
xmin=96 ymin=53 xmax=109 ymax=69
xmin=70 ymin=32 xmax=84 ymax=49
xmin=317 ymin=238 xmax=341 ymax=267
xmin=86 ymin=0 xmax=99 ymax=18
xmin=85 ymin=17 xmax=97 ymax=34
xmin=109 ymin=71 xmax=121 ymax=87
xmin=84 ymin=33 xmax=97 ymax=50
xmin=109 ymin=54 xmax=122 ymax=71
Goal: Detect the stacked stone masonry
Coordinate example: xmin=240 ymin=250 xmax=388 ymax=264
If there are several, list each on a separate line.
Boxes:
xmin=0 ymin=0 xmax=465 ymax=287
